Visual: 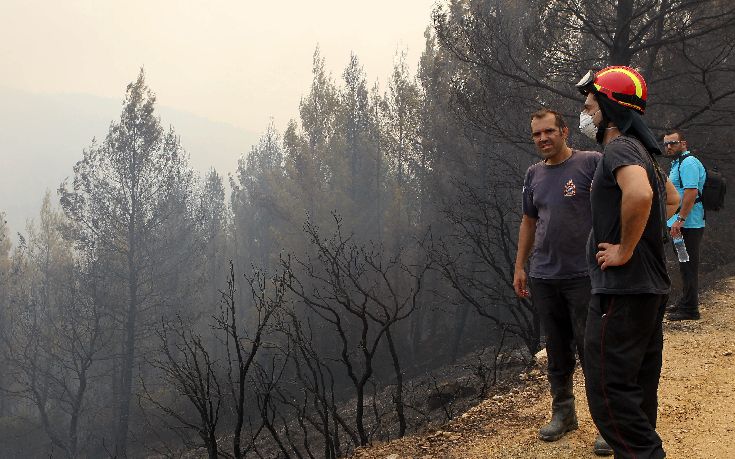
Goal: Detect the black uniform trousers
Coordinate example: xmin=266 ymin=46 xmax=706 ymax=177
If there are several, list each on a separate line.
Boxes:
xmin=529 ymin=276 xmax=590 ymax=390
xmin=675 ymin=227 xmax=704 ymax=311
xmin=585 ymin=293 xmax=668 ymax=459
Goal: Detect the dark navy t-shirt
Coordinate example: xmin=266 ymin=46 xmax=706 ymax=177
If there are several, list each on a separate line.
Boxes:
xmin=587 ymin=136 xmax=670 ymax=295
xmin=522 ymin=150 xmax=601 ymax=279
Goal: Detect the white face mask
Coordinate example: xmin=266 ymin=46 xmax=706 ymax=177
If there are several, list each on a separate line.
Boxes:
xmin=579 ymin=110 xmax=599 ymax=141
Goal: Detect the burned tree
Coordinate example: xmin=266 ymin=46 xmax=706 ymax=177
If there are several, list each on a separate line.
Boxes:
xmin=265 ymin=215 xmax=430 ymax=452
xmin=140 ymin=316 xmax=224 ymax=459
xmin=430 ymin=179 xmax=540 ymax=361
xmin=140 ymin=261 xmax=284 ymax=459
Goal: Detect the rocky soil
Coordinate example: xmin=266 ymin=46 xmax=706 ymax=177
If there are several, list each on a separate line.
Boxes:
xmin=350 ymin=276 xmax=735 ymax=459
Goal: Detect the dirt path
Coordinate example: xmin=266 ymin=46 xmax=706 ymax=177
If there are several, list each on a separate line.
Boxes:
xmin=351 ymin=277 xmax=735 ymax=459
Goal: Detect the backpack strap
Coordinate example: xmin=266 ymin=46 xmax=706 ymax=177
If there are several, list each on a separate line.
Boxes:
xmin=676 ymin=152 xmax=703 ymax=204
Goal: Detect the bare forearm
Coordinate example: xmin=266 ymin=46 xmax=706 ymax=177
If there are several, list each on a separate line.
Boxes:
xmin=678 ymin=188 xmax=698 ymax=218
xmin=515 ymin=216 xmax=537 ymax=270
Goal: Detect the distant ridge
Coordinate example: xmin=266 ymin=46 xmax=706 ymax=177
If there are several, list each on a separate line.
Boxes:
xmin=0 ymin=86 xmax=259 ymax=238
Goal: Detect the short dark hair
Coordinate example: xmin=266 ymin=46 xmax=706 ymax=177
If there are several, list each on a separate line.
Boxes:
xmin=531 ymin=108 xmax=567 ymax=131
xmin=664 ymin=129 xmax=686 ymax=142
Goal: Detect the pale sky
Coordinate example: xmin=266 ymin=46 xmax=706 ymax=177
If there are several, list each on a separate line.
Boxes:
xmin=1 ymin=0 xmax=438 ymax=133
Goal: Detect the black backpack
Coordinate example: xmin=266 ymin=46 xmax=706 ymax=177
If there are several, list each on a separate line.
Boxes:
xmin=677 ymin=153 xmax=726 ymax=212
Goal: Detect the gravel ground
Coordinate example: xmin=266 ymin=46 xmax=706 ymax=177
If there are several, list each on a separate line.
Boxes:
xmin=350 ymin=276 xmax=735 ymax=459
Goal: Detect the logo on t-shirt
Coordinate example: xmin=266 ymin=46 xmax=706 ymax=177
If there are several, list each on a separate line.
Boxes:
xmin=563 ymin=179 xmax=576 ymax=197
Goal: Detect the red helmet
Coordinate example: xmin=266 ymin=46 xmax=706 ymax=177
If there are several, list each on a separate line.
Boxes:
xmin=576 ymin=66 xmax=648 ymax=114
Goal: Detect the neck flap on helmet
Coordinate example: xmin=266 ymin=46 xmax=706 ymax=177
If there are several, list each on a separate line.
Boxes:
xmin=596 ymin=94 xmax=662 ymax=155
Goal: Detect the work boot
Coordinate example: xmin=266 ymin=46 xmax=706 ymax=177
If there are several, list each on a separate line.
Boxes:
xmin=539 ymin=378 xmax=578 ymax=441
xmin=593 ymin=434 xmax=613 ymax=456
xmin=665 ymin=303 xmax=679 ymax=313
xmin=667 ymin=308 xmax=700 ymax=321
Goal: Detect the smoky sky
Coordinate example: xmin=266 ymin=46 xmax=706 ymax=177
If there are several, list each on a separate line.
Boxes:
xmin=1 ymin=0 xmax=436 ymax=132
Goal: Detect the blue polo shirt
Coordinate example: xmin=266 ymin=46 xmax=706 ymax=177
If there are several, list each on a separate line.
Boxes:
xmin=667 ymin=151 xmax=706 ymax=228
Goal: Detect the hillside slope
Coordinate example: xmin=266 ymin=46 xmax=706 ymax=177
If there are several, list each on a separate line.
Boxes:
xmin=351 ymin=276 xmax=735 ymax=459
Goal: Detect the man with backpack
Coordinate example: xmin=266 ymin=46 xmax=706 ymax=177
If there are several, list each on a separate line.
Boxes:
xmin=663 ymin=129 xmax=706 ymax=321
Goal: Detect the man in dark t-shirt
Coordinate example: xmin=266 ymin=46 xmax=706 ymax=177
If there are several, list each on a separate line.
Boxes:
xmin=586 ymin=135 xmax=670 ymax=295
xmin=513 ymin=108 xmax=609 ymax=455
xmin=576 ymin=67 xmax=679 ymax=459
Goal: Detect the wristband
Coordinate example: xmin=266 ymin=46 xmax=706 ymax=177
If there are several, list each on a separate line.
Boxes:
xmin=676 ymin=215 xmax=686 ymax=223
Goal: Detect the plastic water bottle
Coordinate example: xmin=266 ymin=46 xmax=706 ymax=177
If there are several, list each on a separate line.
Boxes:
xmin=673 ymin=235 xmax=689 ymax=262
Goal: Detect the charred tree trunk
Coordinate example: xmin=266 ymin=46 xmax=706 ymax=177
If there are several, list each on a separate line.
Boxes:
xmin=384 ymin=328 xmax=406 ymax=436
